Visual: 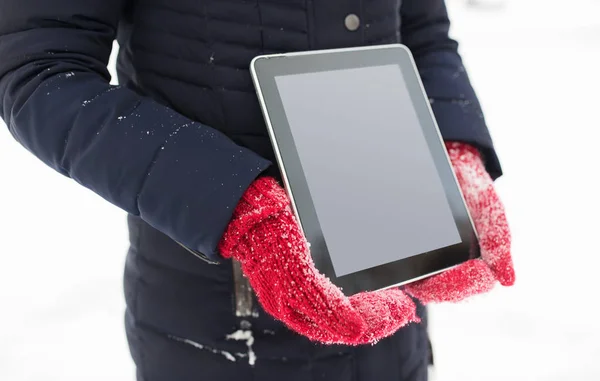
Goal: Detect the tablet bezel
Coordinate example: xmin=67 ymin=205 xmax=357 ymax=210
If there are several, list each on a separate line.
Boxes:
xmin=250 ymin=44 xmax=480 ymax=295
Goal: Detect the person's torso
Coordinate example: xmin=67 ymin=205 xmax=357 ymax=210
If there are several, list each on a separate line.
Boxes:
xmin=118 ymin=2 xmax=429 ymax=377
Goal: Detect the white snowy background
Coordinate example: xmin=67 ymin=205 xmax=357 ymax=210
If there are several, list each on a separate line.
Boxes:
xmin=1 ymin=0 xmax=599 ymax=379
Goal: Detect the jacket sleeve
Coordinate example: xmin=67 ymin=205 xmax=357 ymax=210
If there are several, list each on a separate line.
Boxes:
xmin=400 ymin=0 xmax=502 ymax=179
xmin=0 ymin=0 xmax=271 ymax=260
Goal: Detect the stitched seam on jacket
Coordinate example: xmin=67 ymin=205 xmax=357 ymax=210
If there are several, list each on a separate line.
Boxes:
xmin=136 ymin=5 xmax=309 ymax=36
xmin=132 ymin=22 xmax=308 ymax=57
xmin=134 ymin=20 xmax=306 ymax=51
xmin=145 ymin=0 xmax=307 ymax=24
xmin=130 ymin=43 xmax=247 ymax=71
xmin=145 ymin=0 xmax=255 ymax=12
xmin=132 ymin=44 xmax=232 ymax=70
xmin=133 ymin=39 xmax=285 ymax=61
xmin=135 ymin=68 xmax=255 ymax=94
xmin=136 ymin=68 xmax=214 ymax=91
xmin=134 ymin=21 xmax=281 ymax=55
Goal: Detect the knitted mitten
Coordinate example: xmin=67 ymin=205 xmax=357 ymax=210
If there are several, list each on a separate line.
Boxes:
xmin=404 ymin=142 xmax=516 ymax=303
xmin=219 ymin=177 xmax=419 ymax=345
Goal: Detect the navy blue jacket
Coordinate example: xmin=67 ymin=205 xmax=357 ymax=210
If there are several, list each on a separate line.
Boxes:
xmin=0 ymin=0 xmax=500 ymax=380
xmin=0 ymin=0 xmax=501 ymax=261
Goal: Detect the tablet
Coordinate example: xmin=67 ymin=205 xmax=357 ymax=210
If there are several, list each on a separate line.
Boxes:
xmin=250 ymin=44 xmax=480 ymax=296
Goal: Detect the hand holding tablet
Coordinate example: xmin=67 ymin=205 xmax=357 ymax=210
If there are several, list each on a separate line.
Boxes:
xmin=227 ymin=44 xmax=516 ymax=344
xmin=218 ymin=145 xmax=514 ymax=345
xmin=250 ymin=44 xmax=485 ymax=294
xmin=219 ymin=177 xmax=420 ymax=345
xmin=405 ymin=142 xmax=515 ymax=303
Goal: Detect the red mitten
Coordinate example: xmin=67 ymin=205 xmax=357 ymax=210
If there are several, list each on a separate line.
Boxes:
xmin=404 ymin=142 xmax=516 ymax=303
xmin=219 ymin=177 xmax=419 ymax=345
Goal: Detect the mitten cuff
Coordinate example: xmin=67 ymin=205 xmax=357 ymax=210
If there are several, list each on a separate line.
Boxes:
xmin=444 ymin=141 xmax=484 ymax=166
xmin=218 ymin=176 xmax=290 ymax=257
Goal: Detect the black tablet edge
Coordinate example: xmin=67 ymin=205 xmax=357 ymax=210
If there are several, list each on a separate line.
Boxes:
xmin=250 ymin=44 xmax=481 ymax=295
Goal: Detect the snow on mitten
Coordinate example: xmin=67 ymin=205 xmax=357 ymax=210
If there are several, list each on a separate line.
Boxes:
xmin=404 ymin=142 xmax=516 ymax=303
xmin=218 ymin=177 xmax=419 ymax=345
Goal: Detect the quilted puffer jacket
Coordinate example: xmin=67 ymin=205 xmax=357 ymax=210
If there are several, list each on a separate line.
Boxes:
xmin=0 ymin=0 xmax=501 ymax=380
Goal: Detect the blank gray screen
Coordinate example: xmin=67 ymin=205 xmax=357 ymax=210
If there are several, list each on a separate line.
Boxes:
xmin=274 ymin=64 xmax=461 ymax=277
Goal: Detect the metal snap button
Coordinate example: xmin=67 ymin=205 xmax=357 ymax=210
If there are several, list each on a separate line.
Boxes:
xmin=344 ymin=14 xmax=360 ymax=31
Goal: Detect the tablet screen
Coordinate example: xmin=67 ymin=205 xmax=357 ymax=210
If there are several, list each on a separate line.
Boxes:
xmin=274 ymin=64 xmax=462 ymax=277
